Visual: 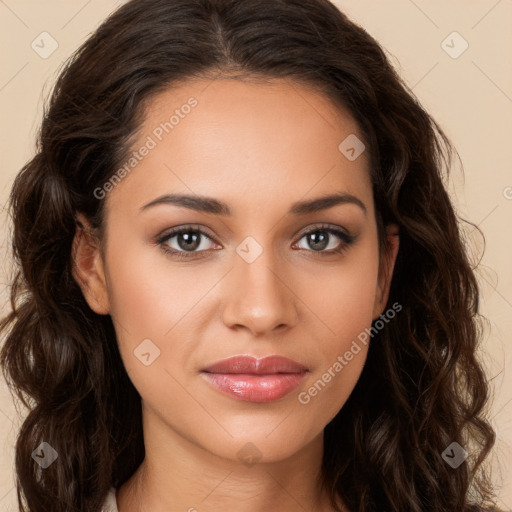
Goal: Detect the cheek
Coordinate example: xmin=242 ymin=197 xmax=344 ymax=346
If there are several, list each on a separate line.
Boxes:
xmin=106 ymin=255 xmax=171 ymax=337
xmin=299 ymin=236 xmax=380 ymax=349
xmin=102 ymin=237 xmax=202 ymax=376
xmin=293 ymin=238 xmax=380 ymax=422
xmin=104 ymin=234 xmax=209 ymax=334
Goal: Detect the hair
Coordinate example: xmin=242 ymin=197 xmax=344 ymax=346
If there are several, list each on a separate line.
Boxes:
xmin=0 ymin=0 xmax=499 ymax=511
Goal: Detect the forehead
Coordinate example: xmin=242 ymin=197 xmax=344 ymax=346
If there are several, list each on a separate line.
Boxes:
xmin=141 ymin=77 xmax=365 ymax=154
xmin=106 ymin=77 xmax=373 ymax=220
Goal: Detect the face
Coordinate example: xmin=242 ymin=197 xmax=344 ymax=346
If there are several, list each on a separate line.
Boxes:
xmin=73 ymin=77 xmax=398 ymax=464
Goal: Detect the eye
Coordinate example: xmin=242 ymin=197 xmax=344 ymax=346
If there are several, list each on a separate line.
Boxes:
xmin=156 ymin=225 xmax=218 ymax=259
xmin=293 ymin=224 xmax=356 ymax=254
xmin=156 ymin=223 xmax=356 ymax=260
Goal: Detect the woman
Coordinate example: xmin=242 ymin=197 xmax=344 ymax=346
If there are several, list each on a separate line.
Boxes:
xmin=0 ymin=0 xmax=499 ymax=511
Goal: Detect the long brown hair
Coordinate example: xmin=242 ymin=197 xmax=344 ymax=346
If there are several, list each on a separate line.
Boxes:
xmin=0 ymin=0 xmax=497 ymax=511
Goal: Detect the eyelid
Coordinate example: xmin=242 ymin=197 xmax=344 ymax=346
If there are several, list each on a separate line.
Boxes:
xmin=156 ymin=224 xmax=220 ymax=247
xmin=294 ymin=222 xmax=352 ymax=240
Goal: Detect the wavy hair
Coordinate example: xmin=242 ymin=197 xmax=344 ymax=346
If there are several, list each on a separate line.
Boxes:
xmin=0 ymin=0 xmax=498 ymax=510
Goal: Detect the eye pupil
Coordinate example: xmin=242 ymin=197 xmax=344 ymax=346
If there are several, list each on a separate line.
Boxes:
xmin=308 ymin=231 xmax=329 ymax=251
xmin=178 ymin=231 xmax=200 ymax=251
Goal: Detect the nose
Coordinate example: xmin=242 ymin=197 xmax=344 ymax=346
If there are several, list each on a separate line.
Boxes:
xmin=221 ymin=247 xmax=299 ymax=337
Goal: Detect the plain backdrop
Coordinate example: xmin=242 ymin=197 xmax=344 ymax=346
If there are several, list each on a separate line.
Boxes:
xmin=0 ymin=1 xmax=511 ymax=510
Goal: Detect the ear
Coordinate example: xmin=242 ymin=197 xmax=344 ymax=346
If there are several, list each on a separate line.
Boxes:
xmin=71 ymin=213 xmax=110 ymax=315
xmin=372 ymin=223 xmax=399 ymax=319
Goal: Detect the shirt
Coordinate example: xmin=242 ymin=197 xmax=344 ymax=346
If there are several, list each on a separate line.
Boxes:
xmin=101 ymin=487 xmax=119 ymax=512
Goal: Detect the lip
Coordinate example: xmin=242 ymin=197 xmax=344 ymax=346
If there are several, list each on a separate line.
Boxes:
xmin=201 ymin=355 xmax=308 ymax=403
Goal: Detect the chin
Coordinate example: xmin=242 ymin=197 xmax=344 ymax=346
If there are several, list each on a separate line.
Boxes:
xmin=197 ymin=420 xmax=323 ymax=465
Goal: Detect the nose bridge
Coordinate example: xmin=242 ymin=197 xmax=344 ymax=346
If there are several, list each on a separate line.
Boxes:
xmin=221 ymin=237 xmax=298 ymax=335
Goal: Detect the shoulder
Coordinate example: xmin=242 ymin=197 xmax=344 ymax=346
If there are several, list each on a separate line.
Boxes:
xmin=101 ymin=487 xmax=118 ymax=512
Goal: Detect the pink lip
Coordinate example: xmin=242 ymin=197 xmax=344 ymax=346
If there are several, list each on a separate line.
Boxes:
xmin=201 ymin=356 xmax=308 ymax=403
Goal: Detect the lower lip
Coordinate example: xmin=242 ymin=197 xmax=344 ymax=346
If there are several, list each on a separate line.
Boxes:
xmin=201 ymin=372 xmax=307 ymax=402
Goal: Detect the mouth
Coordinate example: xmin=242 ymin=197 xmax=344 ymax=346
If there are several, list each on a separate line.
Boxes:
xmin=201 ymin=355 xmax=309 ymax=403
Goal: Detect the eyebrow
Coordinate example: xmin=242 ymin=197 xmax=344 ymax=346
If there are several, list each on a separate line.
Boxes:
xmin=140 ymin=191 xmax=367 ymax=216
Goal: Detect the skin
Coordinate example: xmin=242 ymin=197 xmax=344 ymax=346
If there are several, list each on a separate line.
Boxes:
xmin=72 ymin=77 xmax=399 ymax=512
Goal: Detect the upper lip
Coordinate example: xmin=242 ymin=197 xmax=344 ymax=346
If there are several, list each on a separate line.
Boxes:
xmin=202 ymin=355 xmax=308 ymax=375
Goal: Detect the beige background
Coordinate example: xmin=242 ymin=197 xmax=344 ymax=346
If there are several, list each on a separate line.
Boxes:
xmin=0 ymin=1 xmax=511 ymax=510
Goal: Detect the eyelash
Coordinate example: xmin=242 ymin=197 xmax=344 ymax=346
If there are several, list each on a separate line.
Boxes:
xmin=156 ymin=223 xmax=356 ymax=260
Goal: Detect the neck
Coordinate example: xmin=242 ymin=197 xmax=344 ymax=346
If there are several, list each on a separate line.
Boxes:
xmin=116 ymin=403 xmax=343 ymax=512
